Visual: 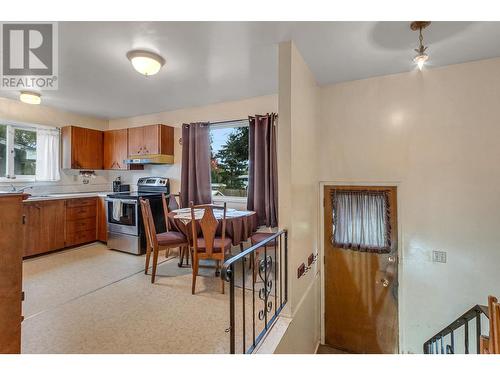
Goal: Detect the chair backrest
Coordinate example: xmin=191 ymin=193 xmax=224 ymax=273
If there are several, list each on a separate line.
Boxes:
xmin=161 ymin=193 xmax=182 ymax=232
xmin=190 ymin=201 xmax=226 ymax=256
xmin=172 ymin=192 xmax=183 ymax=210
xmin=140 ymin=198 xmax=158 ymax=251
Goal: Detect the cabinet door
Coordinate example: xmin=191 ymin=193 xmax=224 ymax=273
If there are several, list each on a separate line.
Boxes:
xmin=128 ymin=127 xmax=144 ymax=156
xmin=64 ymin=126 xmax=103 ymax=169
xmin=103 ymin=130 xmax=115 ymax=169
xmin=142 ymin=125 xmax=160 ymax=155
xmin=44 ymin=200 xmax=66 ymax=251
xmin=104 ymin=129 xmax=128 ymax=170
xmin=23 ymin=202 xmax=42 ymax=257
xmin=82 ymin=128 xmax=104 ymax=169
xmin=97 ymin=197 xmax=107 ymax=242
xmin=159 ymin=125 xmax=174 ymax=155
xmin=23 ymin=200 xmax=66 ymax=257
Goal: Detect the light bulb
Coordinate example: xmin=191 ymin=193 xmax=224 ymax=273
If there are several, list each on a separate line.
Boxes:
xmin=414 ymin=54 xmax=428 ymax=71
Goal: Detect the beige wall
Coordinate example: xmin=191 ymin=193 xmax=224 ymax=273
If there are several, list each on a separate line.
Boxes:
xmin=319 ymin=57 xmax=500 ymax=353
xmin=107 ymin=95 xmax=277 ymax=195
xmin=276 ymin=41 xmax=321 ymax=353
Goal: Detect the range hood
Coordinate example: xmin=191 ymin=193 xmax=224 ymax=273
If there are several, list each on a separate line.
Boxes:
xmin=124 ymin=154 xmax=174 ymax=165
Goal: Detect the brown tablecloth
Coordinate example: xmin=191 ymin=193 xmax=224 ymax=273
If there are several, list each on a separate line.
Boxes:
xmin=167 ymin=210 xmax=257 ymax=246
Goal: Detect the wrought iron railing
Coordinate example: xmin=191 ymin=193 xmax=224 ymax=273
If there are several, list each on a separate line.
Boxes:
xmin=221 ymin=230 xmax=288 ymax=354
xmin=423 ymin=305 xmax=489 ymax=354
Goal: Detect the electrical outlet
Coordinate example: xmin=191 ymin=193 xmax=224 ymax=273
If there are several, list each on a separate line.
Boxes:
xmin=432 ymin=250 xmax=447 ymax=263
xmin=297 ymin=263 xmax=305 ymax=278
xmin=308 ymin=253 xmax=314 ymax=266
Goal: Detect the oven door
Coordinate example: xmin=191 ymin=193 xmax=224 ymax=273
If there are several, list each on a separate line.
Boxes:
xmin=106 ymin=198 xmax=139 ymax=236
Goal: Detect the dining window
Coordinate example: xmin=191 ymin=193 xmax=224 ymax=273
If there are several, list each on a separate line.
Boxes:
xmin=210 ymin=119 xmax=249 ymax=198
xmin=331 ymin=189 xmax=394 ymax=253
xmin=0 ymin=124 xmax=37 ymax=180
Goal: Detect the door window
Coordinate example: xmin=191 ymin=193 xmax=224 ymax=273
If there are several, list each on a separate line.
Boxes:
xmin=331 ymin=190 xmax=391 ymax=253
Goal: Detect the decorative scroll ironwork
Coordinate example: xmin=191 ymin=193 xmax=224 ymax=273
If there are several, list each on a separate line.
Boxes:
xmin=258 ymin=255 xmax=273 ymax=321
xmin=221 ymin=230 xmax=288 ymax=354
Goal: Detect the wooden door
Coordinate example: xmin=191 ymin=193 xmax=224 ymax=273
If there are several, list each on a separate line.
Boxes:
xmin=24 ymin=200 xmax=66 ymax=257
xmin=0 ymin=195 xmax=24 ymax=354
xmin=324 ymin=185 xmax=398 ymax=354
xmin=104 ymin=129 xmax=128 ymax=170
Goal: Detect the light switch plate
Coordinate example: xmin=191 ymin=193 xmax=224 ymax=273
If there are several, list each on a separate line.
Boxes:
xmin=432 ymin=250 xmax=447 ymax=263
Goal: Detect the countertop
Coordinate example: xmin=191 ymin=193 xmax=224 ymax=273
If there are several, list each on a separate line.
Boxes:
xmin=22 ymin=191 xmax=114 ymax=202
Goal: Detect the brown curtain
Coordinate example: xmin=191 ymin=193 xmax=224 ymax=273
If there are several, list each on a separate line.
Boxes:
xmin=247 ymin=113 xmax=278 ymax=227
xmin=181 ymin=122 xmax=212 ymax=207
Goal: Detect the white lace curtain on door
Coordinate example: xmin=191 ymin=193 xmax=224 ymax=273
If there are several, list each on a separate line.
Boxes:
xmin=331 ymin=190 xmax=391 ymax=253
xmin=35 ymin=128 xmax=61 ymax=182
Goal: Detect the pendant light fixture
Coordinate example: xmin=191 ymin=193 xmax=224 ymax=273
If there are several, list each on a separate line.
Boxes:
xmin=410 ymin=21 xmax=431 ymax=71
xmin=126 ymin=50 xmax=165 ymax=76
xmin=19 ymin=91 xmax=41 ymax=105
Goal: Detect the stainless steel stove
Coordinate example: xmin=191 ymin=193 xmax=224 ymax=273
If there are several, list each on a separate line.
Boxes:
xmin=106 ymin=177 xmax=170 ymax=255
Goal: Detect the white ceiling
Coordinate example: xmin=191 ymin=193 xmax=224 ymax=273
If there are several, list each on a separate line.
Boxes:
xmin=2 ymin=21 xmax=500 ymax=119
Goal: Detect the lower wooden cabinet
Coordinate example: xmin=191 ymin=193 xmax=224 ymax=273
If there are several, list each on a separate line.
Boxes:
xmin=65 ymin=198 xmax=97 ymax=247
xmin=23 ymin=200 xmax=66 ymax=257
xmin=97 ymin=197 xmax=107 ymax=242
xmin=23 ymin=197 xmax=101 ymax=257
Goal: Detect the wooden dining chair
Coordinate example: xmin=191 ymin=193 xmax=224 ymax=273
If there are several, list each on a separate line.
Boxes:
xmin=166 ymin=192 xmax=182 ymax=212
xmin=249 ymin=231 xmax=277 ymax=282
xmin=190 ymin=202 xmax=232 ymax=294
xmin=140 ymin=198 xmax=188 ymax=283
xmin=161 ymin=193 xmax=189 ymax=266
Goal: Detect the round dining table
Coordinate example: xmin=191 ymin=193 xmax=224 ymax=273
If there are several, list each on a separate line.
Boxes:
xmin=166 ymin=208 xmax=258 ymax=266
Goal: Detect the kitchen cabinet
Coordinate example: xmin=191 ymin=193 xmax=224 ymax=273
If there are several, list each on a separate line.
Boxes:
xmin=0 ymin=194 xmax=24 ymax=354
xmin=103 ymin=128 xmax=143 ymax=171
xmin=65 ymin=198 xmax=97 ymax=247
xmin=62 ymin=126 xmax=104 ymax=170
xmin=127 ymin=124 xmax=174 ymax=157
xmin=97 ymin=197 xmax=107 ymax=242
xmin=23 ymin=200 xmax=66 ymax=257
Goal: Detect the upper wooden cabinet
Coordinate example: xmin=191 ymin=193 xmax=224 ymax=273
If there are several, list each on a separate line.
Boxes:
xmin=104 ymin=129 xmax=128 ymax=170
xmin=128 ymin=124 xmax=174 ymax=157
xmin=62 ymin=126 xmax=104 ymax=170
xmin=103 ymin=129 xmax=144 ymax=170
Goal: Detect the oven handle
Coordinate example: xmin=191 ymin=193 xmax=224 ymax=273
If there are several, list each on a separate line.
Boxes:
xmin=105 ymin=198 xmax=138 ymax=205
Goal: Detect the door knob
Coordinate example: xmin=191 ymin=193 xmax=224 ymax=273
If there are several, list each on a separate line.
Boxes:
xmin=387 ymin=255 xmax=396 ymax=263
xmin=380 ymin=278 xmax=389 ymax=288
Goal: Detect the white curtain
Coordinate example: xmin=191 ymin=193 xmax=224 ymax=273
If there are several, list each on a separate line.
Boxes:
xmin=35 ymin=128 xmax=61 ymax=181
xmin=332 ymin=190 xmax=390 ymax=253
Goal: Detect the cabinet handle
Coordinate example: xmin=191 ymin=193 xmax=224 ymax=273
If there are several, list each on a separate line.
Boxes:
xmin=22 ymin=215 xmax=26 ymax=225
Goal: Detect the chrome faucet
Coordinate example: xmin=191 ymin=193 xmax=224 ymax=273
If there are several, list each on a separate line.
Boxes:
xmin=9 ymin=184 xmax=34 ymax=193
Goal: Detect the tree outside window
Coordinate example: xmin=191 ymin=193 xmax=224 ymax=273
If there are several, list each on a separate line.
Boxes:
xmin=210 ymin=122 xmax=249 ymax=197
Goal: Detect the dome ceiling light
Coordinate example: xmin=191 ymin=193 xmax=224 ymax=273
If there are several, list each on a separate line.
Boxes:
xmin=19 ymin=91 xmax=41 ymax=105
xmin=410 ymin=21 xmax=431 ymax=71
xmin=126 ymin=50 xmax=166 ymax=76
